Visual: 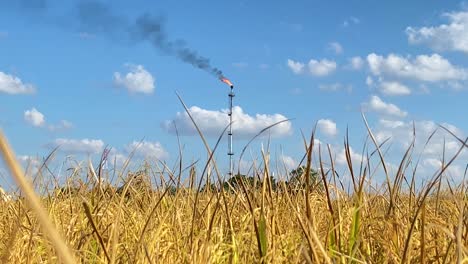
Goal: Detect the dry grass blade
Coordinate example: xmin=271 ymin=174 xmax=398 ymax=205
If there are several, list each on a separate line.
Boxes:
xmin=361 ymin=113 xmax=393 ymax=215
xmin=238 ymin=118 xmax=293 ymax=164
xmin=0 ymin=130 xmax=75 ymax=264
xmin=83 ymin=201 xmax=111 ymax=263
xmin=175 ymin=92 xmax=238 ymax=261
xmin=401 ymin=138 xmax=468 ymax=263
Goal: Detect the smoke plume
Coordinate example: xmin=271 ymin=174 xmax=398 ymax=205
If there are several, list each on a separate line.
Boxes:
xmin=5 ymin=0 xmax=225 ymax=79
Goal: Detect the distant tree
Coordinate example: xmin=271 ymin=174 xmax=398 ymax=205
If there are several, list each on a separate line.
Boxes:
xmin=223 ymin=174 xmax=256 ymax=191
xmin=200 ymin=173 xmax=278 ymax=193
xmin=287 ymin=165 xmax=323 ymax=192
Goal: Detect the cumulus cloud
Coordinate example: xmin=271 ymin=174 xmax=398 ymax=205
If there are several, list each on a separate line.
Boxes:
xmin=328 ymin=42 xmax=343 ymax=54
xmin=363 ymin=95 xmax=408 ymax=118
xmin=125 ymin=141 xmax=168 ymax=160
xmin=287 ymin=59 xmax=305 ymax=74
xmin=24 ymin=108 xmax=45 ymax=127
xmin=373 ymin=119 xmax=466 ymax=179
xmin=47 ymin=138 xmax=105 ymax=154
xmin=348 ymin=56 xmax=364 ymax=70
xmin=379 ymin=81 xmax=411 ymax=96
xmin=366 ymin=53 xmax=468 ymax=82
xmin=0 ymin=72 xmax=35 ymax=95
xmin=308 ymin=59 xmax=337 ymax=76
xmin=406 ymin=11 xmax=468 ymax=54
xmin=375 ymin=119 xmax=465 ymax=152
xmin=162 ymin=106 xmax=292 ymax=139
xmin=24 ymin=108 xmax=72 ymax=131
xmin=287 ymin=58 xmax=337 ymax=76
xmin=317 ymin=119 xmax=338 ymax=137
xmin=114 ymin=64 xmax=155 ymax=94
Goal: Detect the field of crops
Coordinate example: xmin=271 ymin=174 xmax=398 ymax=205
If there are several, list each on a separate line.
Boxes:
xmin=0 ymin=128 xmax=467 ymax=263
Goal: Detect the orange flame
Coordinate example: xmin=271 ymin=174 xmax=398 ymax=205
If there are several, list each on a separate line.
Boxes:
xmin=220 ymin=77 xmax=233 ymax=87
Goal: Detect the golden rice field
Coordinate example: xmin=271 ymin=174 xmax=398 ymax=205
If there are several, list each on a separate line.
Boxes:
xmin=0 ymin=126 xmax=467 ymax=263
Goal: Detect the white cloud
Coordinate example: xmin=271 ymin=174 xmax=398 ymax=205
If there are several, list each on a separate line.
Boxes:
xmin=374 ymin=119 xmax=466 ymax=156
xmin=308 ymin=59 xmax=337 ymax=76
xmin=317 ymin=119 xmax=338 ymax=137
xmin=279 ymin=155 xmax=298 ymax=171
xmin=406 ymin=11 xmax=468 ymax=54
xmin=336 ymin=146 xmax=366 ymax=166
xmin=422 ymin=158 xmax=465 ymax=179
xmin=372 ymin=119 xmax=466 ymax=180
xmin=125 ymin=141 xmax=168 ymax=160
xmin=162 ymin=106 xmax=292 ymax=139
xmin=18 ymin=155 xmax=40 ymax=165
xmin=48 ymin=120 xmax=73 ymax=132
xmin=379 ymin=119 xmax=405 ymax=129
xmin=18 ymin=155 xmax=42 ymax=174
xmin=319 ymin=83 xmax=352 ymax=93
xmin=0 ymin=72 xmax=35 ymax=95
xmin=367 ymin=53 xmax=468 ymax=82
xmin=287 ymin=59 xmax=305 ymax=74
xmin=114 ymin=64 xmax=155 ymax=94
xmin=288 ymin=58 xmax=337 ymax=76
xmin=24 ymin=108 xmax=45 ymax=127
xmin=328 ymin=42 xmax=343 ymax=54
xmin=366 ymin=76 xmax=374 ymax=87
xmin=363 ymin=95 xmax=408 ymax=118
xmin=379 ymin=81 xmax=411 ymax=96
xmin=48 ymin=138 xmax=105 ymax=154
xmin=348 ymin=56 xmax=364 ymax=70
xmin=24 ymin=108 xmax=72 ymax=131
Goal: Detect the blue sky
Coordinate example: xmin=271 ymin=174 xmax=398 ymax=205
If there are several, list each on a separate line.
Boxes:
xmin=1 ymin=0 xmax=467 ymax=187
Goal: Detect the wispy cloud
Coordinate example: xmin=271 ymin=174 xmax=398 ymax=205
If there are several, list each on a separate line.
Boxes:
xmin=24 ymin=108 xmax=73 ymax=131
xmin=319 ymin=83 xmax=352 ymax=93
xmin=288 ymin=58 xmax=336 ymax=76
xmin=343 ymin=16 xmax=360 ymax=27
xmin=327 ymin=42 xmax=343 ymax=55
xmin=0 ymin=72 xmax=36 ymax=95
xmin=378 ymin=81 xmax=411 ymax=96
xmin=362 ymin=95 xmax=408 ymax=118
xmin=347 ymin=56 xmax=364 ymax=70
xmin=47 ymin=138 xmax=105 ymax=154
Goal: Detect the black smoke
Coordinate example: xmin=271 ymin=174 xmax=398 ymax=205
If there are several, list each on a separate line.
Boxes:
xmin=4 ymin=0 xmax=225 ymax=79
